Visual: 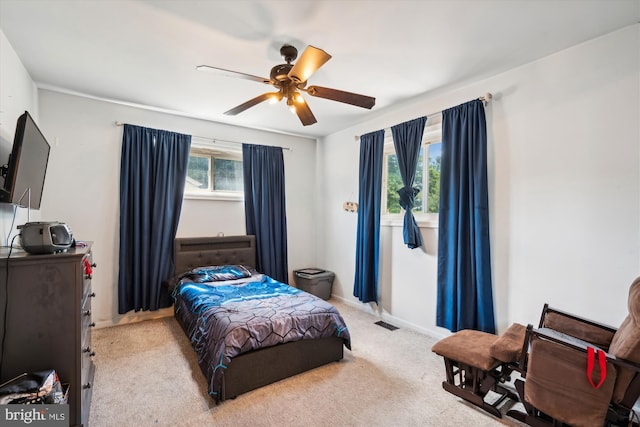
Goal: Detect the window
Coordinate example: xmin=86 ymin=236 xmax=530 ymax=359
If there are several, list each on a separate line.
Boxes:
xmin=184 ymin=138 xmax=243 ymax=200
xmin=382 ymin=117 xmax=442 ymax=218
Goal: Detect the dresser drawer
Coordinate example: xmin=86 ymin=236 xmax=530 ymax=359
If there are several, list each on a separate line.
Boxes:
xmin=81 ymin=315 xmax=94 ymax=425
xmin=81 ymin=361 xmax=95 ymax=427
xmin=81 ymin=284 xmax=95 ymax=393
xmin=82 ymin=252 xmax=94 ymax=297
xmin=81 ymin=288 xmax=94 ymax=333
xmin=81 ymin=330 xmax=94 ymax=384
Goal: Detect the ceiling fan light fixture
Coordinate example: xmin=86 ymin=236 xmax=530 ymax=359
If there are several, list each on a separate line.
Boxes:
xmin=269 ymin=92 xmax=283 ymax=104
xmin=286 ymin=97 xmax=296 ymax=113
xmin=292 ymin=92 xmax=305 ymax=104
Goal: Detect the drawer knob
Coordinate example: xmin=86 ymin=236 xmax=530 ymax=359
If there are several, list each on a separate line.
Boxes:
xmin=89 ymin=292 xmax=96 ymax=298
xmin=89 ymin=322 xmax=96 ymax=328
xmin=91 ymin=262 xmax=97 ymax=268
xmin=83 ymin=383 xmax=92 ymax=390
xmin=83 ymin=310 xmax=91 ymax=316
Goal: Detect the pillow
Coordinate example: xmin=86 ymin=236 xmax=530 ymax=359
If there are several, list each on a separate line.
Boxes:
xmin=188 ymin=273 xmax=265 ymax=288
xmin=178 ymin=265 xmax=256 ymax=283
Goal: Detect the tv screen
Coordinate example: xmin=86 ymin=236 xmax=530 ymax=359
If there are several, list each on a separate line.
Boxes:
xmin=0 ymin=111 xmax=50 ymax=210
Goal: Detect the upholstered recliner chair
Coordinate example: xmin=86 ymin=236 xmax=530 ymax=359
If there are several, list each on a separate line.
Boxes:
xmin=432 ymin=276 xmax=640 ymax=426
xmin=508 ymin=276 xmax=640 ymax=427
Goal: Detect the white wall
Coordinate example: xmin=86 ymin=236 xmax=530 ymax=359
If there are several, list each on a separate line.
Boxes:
xmin=36 ymin=90 xmax=317 ymax=327
xmin=3 ymin=24 xmax=639 ymax=338
xmin=318 ymin=25 xmax=640 ymax=338
xmin=0 ymin=29 xmax=40 ymax=241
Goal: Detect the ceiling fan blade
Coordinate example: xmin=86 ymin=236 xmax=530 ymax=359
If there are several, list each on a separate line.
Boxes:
xmin=224 ymin=92 xmax=277 ymax=116
xmin=293 ymin=97 xmax=317 ymax=126
xmin=288 ymin=46 xmax=331 ymax=83
xmin=306 ymin=85 xmax=376 ymax=109
xmin=196 ymin=65 xmax=271 ymax=84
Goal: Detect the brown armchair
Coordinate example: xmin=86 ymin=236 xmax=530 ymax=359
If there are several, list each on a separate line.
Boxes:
xmin=508 ymin=276 xmax=640 ymax=427
xmin=432 ymin=277 xmax=640 ymax=426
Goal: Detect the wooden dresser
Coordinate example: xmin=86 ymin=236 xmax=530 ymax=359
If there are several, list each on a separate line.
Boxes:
xmin=0 ymin=243 xmax=96 ymax=427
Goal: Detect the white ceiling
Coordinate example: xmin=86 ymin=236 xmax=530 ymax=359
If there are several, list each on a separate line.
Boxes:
xmin=1 ymin=0 xmax=638 ymax=138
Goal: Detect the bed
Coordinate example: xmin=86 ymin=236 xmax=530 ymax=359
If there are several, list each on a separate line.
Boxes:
xmin=168 ymin=235 xmax=351 ymax=403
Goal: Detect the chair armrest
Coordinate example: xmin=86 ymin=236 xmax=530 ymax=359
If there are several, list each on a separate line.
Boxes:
xmin=538 ymin=304 xmax=617 ymax=350
xmin=490 ymin=323 xmax=526 ymax=363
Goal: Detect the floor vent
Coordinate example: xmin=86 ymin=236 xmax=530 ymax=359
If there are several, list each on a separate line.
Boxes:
xmin=374 ymin=320 xmax=399 ymax=331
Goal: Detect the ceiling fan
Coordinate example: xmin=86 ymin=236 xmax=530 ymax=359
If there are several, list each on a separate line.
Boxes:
xmin=196 ymin=44 xmax=376 ymax=126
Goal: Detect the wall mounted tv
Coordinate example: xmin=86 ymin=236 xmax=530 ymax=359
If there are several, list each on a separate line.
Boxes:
xmin=0 ymin=111 xmax=50 ymax=210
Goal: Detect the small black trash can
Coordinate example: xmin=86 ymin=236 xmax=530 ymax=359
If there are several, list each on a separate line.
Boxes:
xmin=294 ymin=268 xmax=335 ymax=300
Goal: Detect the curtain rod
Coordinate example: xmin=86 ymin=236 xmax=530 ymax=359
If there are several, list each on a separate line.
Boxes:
xmin=114 ymin=121 xmax=292 ymax=151
xmin=354 ymin=93 xmax=492 ymax=141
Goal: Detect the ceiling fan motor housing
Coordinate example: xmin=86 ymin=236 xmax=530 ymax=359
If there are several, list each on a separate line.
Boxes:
xmin=280 ymin=44 xmax=298 ymax=63
xmin=270 ymin=63 xmax=293 ymax=82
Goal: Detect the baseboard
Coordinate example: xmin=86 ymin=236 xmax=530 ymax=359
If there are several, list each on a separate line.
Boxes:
xmin=94 ymin=306 xmax=174 ymax=329
xmin=330 ymin=294 xmax=449 ymax=340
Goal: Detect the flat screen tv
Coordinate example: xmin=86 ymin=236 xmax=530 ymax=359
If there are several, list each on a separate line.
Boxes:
xmin=0 ymin=111 xmax=50 ymax=210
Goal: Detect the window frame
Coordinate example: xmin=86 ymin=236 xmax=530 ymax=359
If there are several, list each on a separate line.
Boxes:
xmin=184 ymin=138 xmax=244 ymax=202
xmin=381 ymin=115 xmax=442 ymax=225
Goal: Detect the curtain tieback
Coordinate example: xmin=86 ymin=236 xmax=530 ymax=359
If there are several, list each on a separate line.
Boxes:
xmin=397 ymin=186 xmax=420 ymax=211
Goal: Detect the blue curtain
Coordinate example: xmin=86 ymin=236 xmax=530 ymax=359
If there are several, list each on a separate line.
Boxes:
xmin=391 ymin=116 xmax=427 ymax=249
xmin=353 ymin=130 xmax=385 ymax=304
xmin=118 ymin=124 xmax=191 ymax=313
xmin=436 ymin=100 xmax=495 ymax=333
xmin=242 ymin=144 xmax=288 ymax=283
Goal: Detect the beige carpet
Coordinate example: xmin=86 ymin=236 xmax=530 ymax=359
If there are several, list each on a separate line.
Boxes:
xmin=89 ymin=300 xmax=527 ymax=427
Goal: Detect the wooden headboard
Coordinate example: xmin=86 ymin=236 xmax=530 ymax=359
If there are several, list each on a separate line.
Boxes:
xmin=174 ymin=235 xmax=257 ymax=275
